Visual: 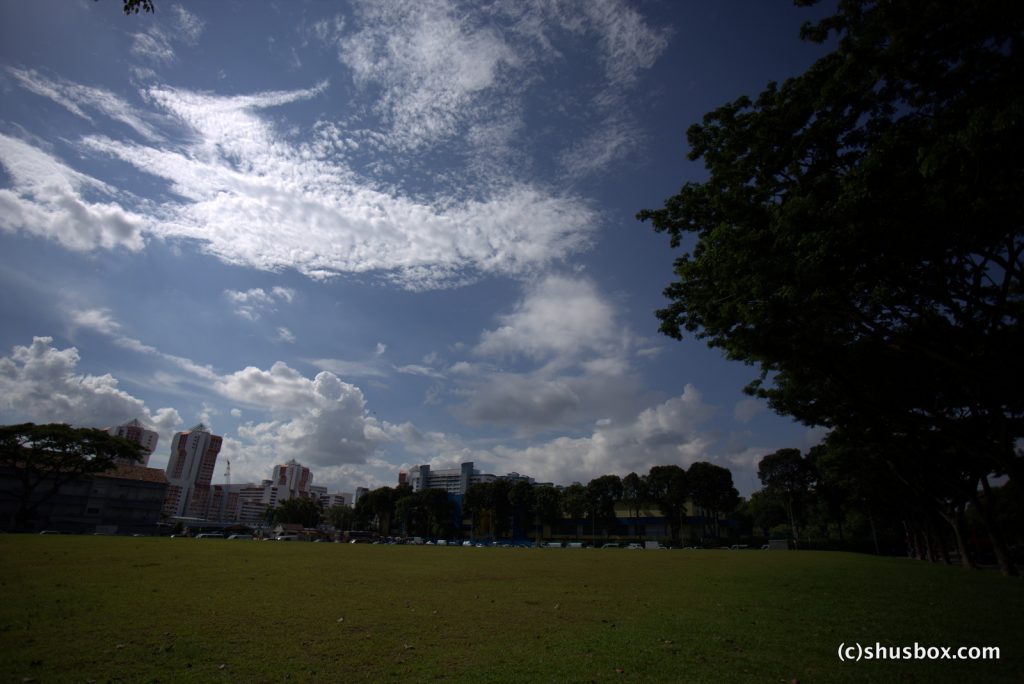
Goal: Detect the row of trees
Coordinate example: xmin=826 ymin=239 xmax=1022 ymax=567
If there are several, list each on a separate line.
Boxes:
xmin=344 ymin=461 xmax=740 ymax=545
xmin=638 ymin=0 xmax=1023 ymax=574
xmin=747 ymin=439 xmax=1023 ymax=565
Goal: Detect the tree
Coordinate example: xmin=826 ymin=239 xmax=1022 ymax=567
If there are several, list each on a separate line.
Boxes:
xmin=94 ymin=0 xmax=155 ymax=14
xmin=395 ymin=489 xmax=454 ymax=539
xmin=123 ymin=0 xmax=155 ymax=13
xmin=758 ymin=449 xmax=813 ymax=547
xmin=561 ymin=483 xmax=588 ymax=539
xmin=532 ymin=485 xmax=563 ymax=543
xmin=621 ymin=472 xmax=649 ymax=540
xmin=687 ymin=461 xmax=740 ymax=541
xmin=355 ymin=486 xmax=405 ymax=536
xmin=748 ymin=491 xmax=788 ymax=538
xmin=638 ymin=0 xmax=1024 ymax=574
xmin=325 ymin=504 xmax=354 ymax=532
xmin=0 ymin=423 xmax=145 ymax=530
xmin=585 ymin=474 xmax=623 ymax=542
xmin=274 ymin=496 xmax=323 ymax=528
xmin=508 ymin=480 xmax=535 ymax=541
xmin=463 ymin=481 xmax=512 ymax=540
xmin=646 ymin=465 xmax=688 ymax=544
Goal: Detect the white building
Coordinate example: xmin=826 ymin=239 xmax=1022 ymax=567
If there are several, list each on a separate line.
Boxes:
xmin=405 ymin=462 xmax=529 ymax=496
xmin=320 ymin=492 xmax=352 ymax=509
xmin=105 ymin=418 xmax=159 ymax=466
xmin=162 ymin=424 xmax=222 ymax=518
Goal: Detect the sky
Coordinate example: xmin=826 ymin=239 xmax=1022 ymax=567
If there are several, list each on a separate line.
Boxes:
xmin=0 ymin=0 xmax=836 ymax=497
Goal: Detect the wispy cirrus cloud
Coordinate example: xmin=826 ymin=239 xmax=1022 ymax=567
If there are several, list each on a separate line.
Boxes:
xmin=3 ymin=1 xmax=670 ymax=288
xmin=129 ymin=4 xmax=205 ymax=68
xmin=328 ymin=0 xmax=670 ymax=173
xmin=77 ymin=82 xmax=596 ymax=289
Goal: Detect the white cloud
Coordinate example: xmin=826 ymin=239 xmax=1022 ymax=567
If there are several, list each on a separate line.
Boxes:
xmin=224 ymin=287 xmax=296 ymax=320
xmin=129 ymin=4 xmax=204 ymax=67
xmin=454 ymin=274 xmax=649 ymax=434
xmin=307 ymin=357 xmax=388 ymax=379
xmin=171 ymin=5 xmax=205 ymax=44
xmin=559 ymin=115 xmax=644 ymax=178
xmin=74 ymin=83 xmax=595 ymax=289
xmin=69 ymin=308 xmax=122 ymax=336
xmin=475 ymin=274 xmax=619 ymax=362
xmin=276 ymin=327 xmax=296 ymax=344
xmin=5 ymin=67 xmax=162 ymax=141
xmin=216 ymin=362 xmax=389 ymax=468
xmin=734 ymin=397 xmax=767 ymax=424
xmin=0 ymin=133 xmax=148 ymax=252
xmin=487 ymin=385 xmax=717 ymax=483
xmin=131 ymin=31 xmax=176 ymax=65
xmin=338 ymin=0 xmax=519 ymax=151
xmin=0 ymin=336 xmax=181 ymax=440
xmin=581 ymin=0 xmax=670 ymax=87
xmin=393 ymin=384 xmax=718 ymax=486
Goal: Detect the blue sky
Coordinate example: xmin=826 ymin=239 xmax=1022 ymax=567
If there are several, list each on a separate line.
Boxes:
xmin=0 ymin=0 xmax=834 ymax=496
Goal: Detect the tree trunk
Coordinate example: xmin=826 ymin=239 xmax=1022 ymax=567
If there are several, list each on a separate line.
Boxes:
xmin=974 ymin=475 xmax=1018 ymax=577
xmin=867 ymin=503 xmax=880 ymax=555
xmin=950 ymin=502 xmax=976 ymax=570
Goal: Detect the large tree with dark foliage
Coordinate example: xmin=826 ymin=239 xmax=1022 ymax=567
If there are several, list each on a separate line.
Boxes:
xmin=638 ymin=0 xmax=1023 ymax=574
xmin=274 ymin=496 xmax=323 ymax=529
xmin=0 ymin=423 xmax=145 ymax=530
xmin=687 ymin=461 xmax=740 ymax=541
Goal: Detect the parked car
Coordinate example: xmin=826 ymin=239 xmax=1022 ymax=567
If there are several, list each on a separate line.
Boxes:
xmin=276 ymin=534 xmax=299 ymax=541
xmin=226 ymin=534 xmax=253 ymax=540
xmin=195 ymin=533 xmax=224 ymax=539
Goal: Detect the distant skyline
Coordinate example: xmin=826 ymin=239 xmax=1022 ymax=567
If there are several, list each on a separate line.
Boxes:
xmin=0 ymin=1 xmax=836 ymax=496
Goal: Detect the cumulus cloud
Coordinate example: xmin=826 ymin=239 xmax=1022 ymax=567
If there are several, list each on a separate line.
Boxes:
xmin=461 ymin=374 xmax=581 ymax=429
xmin=485 ymin=385 xmax=717 ymax=483
xmin=734 ymin=397 xmax=767 ymax=424
xmin=475 ymin=274 xmax=620 ymax=362
xmin=0 ymin=133 xmax=148 ymax=252
xmin=0 ymin=336 xmax=181 ymax=438
xmin=454 ymin=274 xmax=647 ymax=433
xmin=215 ymin=361 xmax=389 ymax=468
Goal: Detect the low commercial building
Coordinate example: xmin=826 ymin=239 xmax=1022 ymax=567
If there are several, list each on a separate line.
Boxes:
xmin=0 ymin=462 xmax=168 ymax=534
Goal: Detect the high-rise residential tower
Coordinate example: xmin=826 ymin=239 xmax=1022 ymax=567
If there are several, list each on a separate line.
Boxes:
xmin=162 ymin=423 xmax=222 ymax=518
xmin=105 ymin=418 xmax=159 ymax=466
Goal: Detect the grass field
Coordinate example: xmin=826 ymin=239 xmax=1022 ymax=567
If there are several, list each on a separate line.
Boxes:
xmin=1 ymin=536 xmax=1021 ymax=683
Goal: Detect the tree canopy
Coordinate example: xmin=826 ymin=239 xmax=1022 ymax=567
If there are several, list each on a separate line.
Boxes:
xmin=0 ymin=423 xmax=145 ymax=530
xmin=638 ymin=0 xmax=1023 ymax=573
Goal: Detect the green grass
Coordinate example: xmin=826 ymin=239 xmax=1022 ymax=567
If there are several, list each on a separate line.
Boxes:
xmin=0 ymin=537 xmax=1021 ymax=683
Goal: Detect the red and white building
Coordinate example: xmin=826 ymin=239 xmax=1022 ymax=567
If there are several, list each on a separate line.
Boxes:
xmin=162 ymin=423 xmax=222 ymax=518
xmin=105 ymin=418 xmax=159 ymax=466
